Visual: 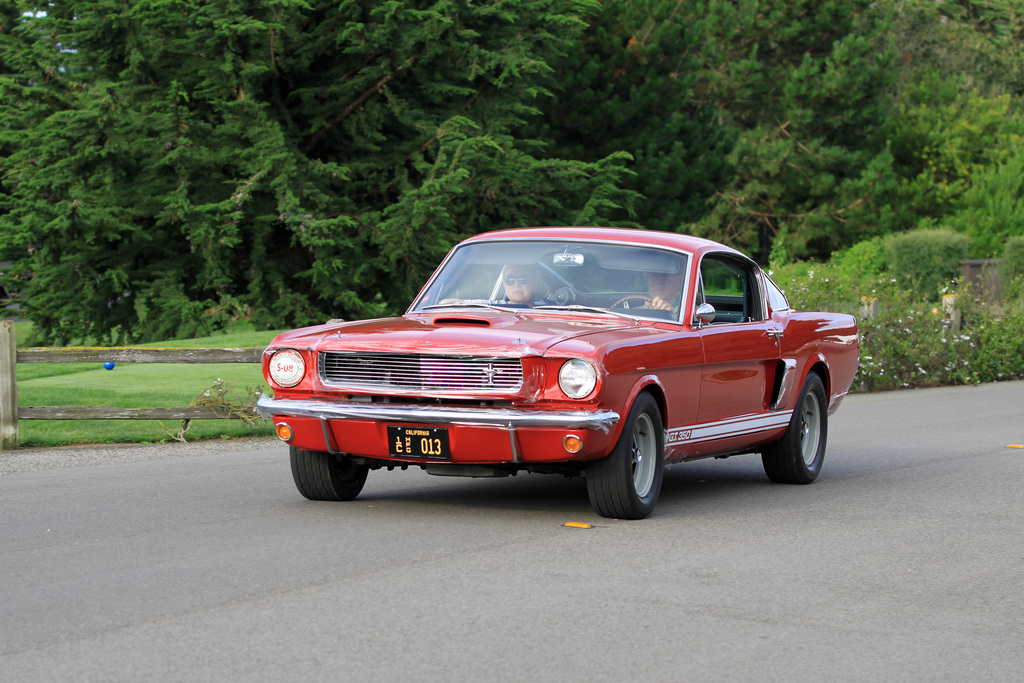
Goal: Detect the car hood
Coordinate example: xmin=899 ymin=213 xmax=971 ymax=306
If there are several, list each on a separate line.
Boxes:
xmin=268 ymin=310 xmax=642 ymax=357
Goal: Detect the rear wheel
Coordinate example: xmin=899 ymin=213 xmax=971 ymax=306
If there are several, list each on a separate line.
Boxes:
xmin=290 ymin=447 xmax=369 ymax=501
xmin=761 ymin=373 xmax=827 ymax=484
xmin=586 ymin=392 xmax=664 ymax=519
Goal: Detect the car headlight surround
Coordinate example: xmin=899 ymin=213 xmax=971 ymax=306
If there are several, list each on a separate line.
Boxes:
xmin=558 ymin=358 xmax=597 ymax=399
xmin=269 ymin=349 xmax=306 ymax=388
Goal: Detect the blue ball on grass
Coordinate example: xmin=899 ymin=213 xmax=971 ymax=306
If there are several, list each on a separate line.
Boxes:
xmin=103 ymin=362 xmax=115 ymax=370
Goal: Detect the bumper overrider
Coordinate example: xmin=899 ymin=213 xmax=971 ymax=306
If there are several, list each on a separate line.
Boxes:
xmin=256 ymin=395 xmax=621 ymax=464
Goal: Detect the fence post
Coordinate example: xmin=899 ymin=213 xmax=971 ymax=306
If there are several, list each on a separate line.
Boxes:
xmin=0 ymin=320 xmax=18 ymax=450
xmin=943 ymin=293 xmax=962 ymax=332
xmin=859 ymin=296 xmax=879 ymax=320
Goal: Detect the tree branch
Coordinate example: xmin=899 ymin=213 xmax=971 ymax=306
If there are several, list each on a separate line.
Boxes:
xmin=303 ymin=58 xmax=414 ymax=156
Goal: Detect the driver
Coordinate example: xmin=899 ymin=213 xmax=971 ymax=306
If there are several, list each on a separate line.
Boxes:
xmin=646 ymin=269 xmax=684 ymax=317
xmin=502 ymin=265 xmax=545 ymax=307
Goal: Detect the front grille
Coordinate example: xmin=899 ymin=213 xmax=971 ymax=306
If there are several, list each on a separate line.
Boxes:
xmin=319 ymin=352 xmax=524 ymax=392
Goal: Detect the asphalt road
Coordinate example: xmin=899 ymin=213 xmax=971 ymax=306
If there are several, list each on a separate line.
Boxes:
xmin=2 ymin=381 xmax=1022 ymax=682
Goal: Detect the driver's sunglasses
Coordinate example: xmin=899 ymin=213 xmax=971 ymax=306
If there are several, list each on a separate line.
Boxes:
xmin=504 ymin=276 xmax=530 ymax=286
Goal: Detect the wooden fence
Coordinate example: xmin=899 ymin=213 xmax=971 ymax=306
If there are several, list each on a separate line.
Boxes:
xmin=0 ymin=320 xmax=264 ymax=450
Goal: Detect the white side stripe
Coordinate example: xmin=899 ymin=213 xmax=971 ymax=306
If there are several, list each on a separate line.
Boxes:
xmin=666 ymin=411 xmax=793 ymax=446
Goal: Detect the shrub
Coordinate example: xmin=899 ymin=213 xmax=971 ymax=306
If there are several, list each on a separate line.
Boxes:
xmin=768 ymin=253 xmax=890 ymax=316
xmin=770 ymin=253 xmax=1024 ymax=392
xmin=833 ymin=237 xmax=889 ymax=278
xmin=885 ymin=228 xmax=971 ymax=300
xmin=853 ymin=278 xmax=1024 ymax=391
xmin=852 ymin=280 xmax=940 ymax=391
xmin=1001 ymin=236 xmax=1024 ymax=288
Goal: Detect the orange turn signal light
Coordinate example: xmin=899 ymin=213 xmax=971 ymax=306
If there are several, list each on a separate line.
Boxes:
xmin=275 ymin=422 xmax=294 ymax=442
xmin=562 ymin=435 xmax=583 ymax=454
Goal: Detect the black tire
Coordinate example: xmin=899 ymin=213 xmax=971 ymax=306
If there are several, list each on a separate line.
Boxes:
xmin=761 ymin=372 xmax=827 ymax=484
xmin=290 ymin=447 xmax=369 ymax=501
xmin=586 ymin=392 xmax=664 ymax=519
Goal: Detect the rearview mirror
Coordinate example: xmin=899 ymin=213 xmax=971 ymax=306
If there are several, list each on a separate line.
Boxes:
xmin=552 ymin=252 xmax=584 ymax=267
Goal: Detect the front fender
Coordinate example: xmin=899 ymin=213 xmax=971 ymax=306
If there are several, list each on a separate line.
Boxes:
xmin=605 ymin=374 xmax=668 ymax=444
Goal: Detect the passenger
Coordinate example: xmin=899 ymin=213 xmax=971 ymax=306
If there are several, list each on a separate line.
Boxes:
xmin=646 ymin=269 xmax=684 ymax=317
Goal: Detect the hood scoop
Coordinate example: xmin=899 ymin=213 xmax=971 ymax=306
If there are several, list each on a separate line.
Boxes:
xmin=432 ymin=316 xmax=493 ymax=327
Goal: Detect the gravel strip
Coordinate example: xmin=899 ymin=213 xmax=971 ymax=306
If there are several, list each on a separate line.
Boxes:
xmin=0 ymin=437 xmax=283 ymax=475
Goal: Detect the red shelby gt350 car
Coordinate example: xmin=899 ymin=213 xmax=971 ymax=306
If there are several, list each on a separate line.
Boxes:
xmin=258 ymin=227 xmax=858 ymax=519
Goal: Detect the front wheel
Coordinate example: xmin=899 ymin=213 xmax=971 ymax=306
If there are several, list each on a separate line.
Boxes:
xmin=586 ymin=392 xmax=664 ymax=519
xmin=761 ymin=373 xmax=827 ymax=484
xmin=290 ymin=447 xmax=369 ymax=501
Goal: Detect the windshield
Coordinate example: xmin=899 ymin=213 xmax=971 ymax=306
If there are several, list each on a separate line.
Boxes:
xmin=411 ymin=239 xmax=691 ymax=322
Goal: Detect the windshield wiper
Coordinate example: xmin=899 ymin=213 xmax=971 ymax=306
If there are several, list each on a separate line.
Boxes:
xmin=533 ymin=305 xmax=637 ymax=320
xmin=424 ymin=302 xmax=638 ymax=321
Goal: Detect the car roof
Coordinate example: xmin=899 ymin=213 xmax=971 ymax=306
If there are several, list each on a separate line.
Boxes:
xmin=460 ymin=226 xmax=743 ymax=258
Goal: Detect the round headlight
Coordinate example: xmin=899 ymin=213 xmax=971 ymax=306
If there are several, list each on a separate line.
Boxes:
xmin=269 ymin=350 xmax=305 ymax=387
xmin=558 ymin=359 xmax=597 ymax=399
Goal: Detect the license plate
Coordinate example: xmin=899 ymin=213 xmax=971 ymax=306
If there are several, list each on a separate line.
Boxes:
xmin=387 ymin=426 xmax=451 ymax=459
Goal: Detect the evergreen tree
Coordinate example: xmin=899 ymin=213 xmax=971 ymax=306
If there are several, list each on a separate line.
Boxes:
xmin=879 ymin=0 xmax=1024 ymax=255
xmin=0 ymin=2 xmax=24 ymax=264
xmin=527 ymin=1 xmax=901 ymax=262
xmin=0 ymin=0 xmax=635 ymax=343
xmin=691 ymin=0 xmax=899 ymax=261
xmin=946 ymin=0 xmax=1024 ymax=95
xmin=527 ymin=0 xmax=729 ymax=232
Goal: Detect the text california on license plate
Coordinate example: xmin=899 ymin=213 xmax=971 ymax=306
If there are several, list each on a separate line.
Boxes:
xmin=387 ymin=425 xmax=451 ymax=459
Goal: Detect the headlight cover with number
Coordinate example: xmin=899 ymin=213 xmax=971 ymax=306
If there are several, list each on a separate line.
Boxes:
xmin=558 ymin=359 xmax=597 ymax=399
xmin=269 ymin=350 xmax=305 ymax=387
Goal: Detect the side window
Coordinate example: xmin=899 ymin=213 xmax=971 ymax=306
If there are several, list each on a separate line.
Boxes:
xmin=699 ymin=255 xmax=764 ymax=323
xmin=765 ymin=273 xmax=791 ymax=314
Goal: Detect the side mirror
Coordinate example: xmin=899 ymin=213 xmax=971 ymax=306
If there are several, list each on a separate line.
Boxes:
xmin=694 ymin=303 xmax=716 ymax=325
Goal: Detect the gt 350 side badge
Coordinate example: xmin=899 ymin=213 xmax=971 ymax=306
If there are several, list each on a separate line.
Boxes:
xmin=667 ymin=411 xmax=794 ymax=445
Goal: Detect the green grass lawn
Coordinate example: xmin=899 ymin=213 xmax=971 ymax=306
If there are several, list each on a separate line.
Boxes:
xmin=13 ymin=323 xmax=288 ymax=447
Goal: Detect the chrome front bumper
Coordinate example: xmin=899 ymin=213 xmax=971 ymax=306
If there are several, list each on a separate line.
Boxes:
xmin=256 ymin=395 xmax=620 ymax=432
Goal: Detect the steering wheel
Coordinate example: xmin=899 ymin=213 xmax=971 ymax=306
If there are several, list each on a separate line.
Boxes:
xmin=611 ymin=295 xmax=651 ymax=309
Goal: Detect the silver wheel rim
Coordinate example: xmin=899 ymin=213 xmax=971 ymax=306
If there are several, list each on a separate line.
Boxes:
xmin=631 ymin=413 xmax=657 ymax=497
xmin=799 ymin=391 xmax=822 ymax=467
